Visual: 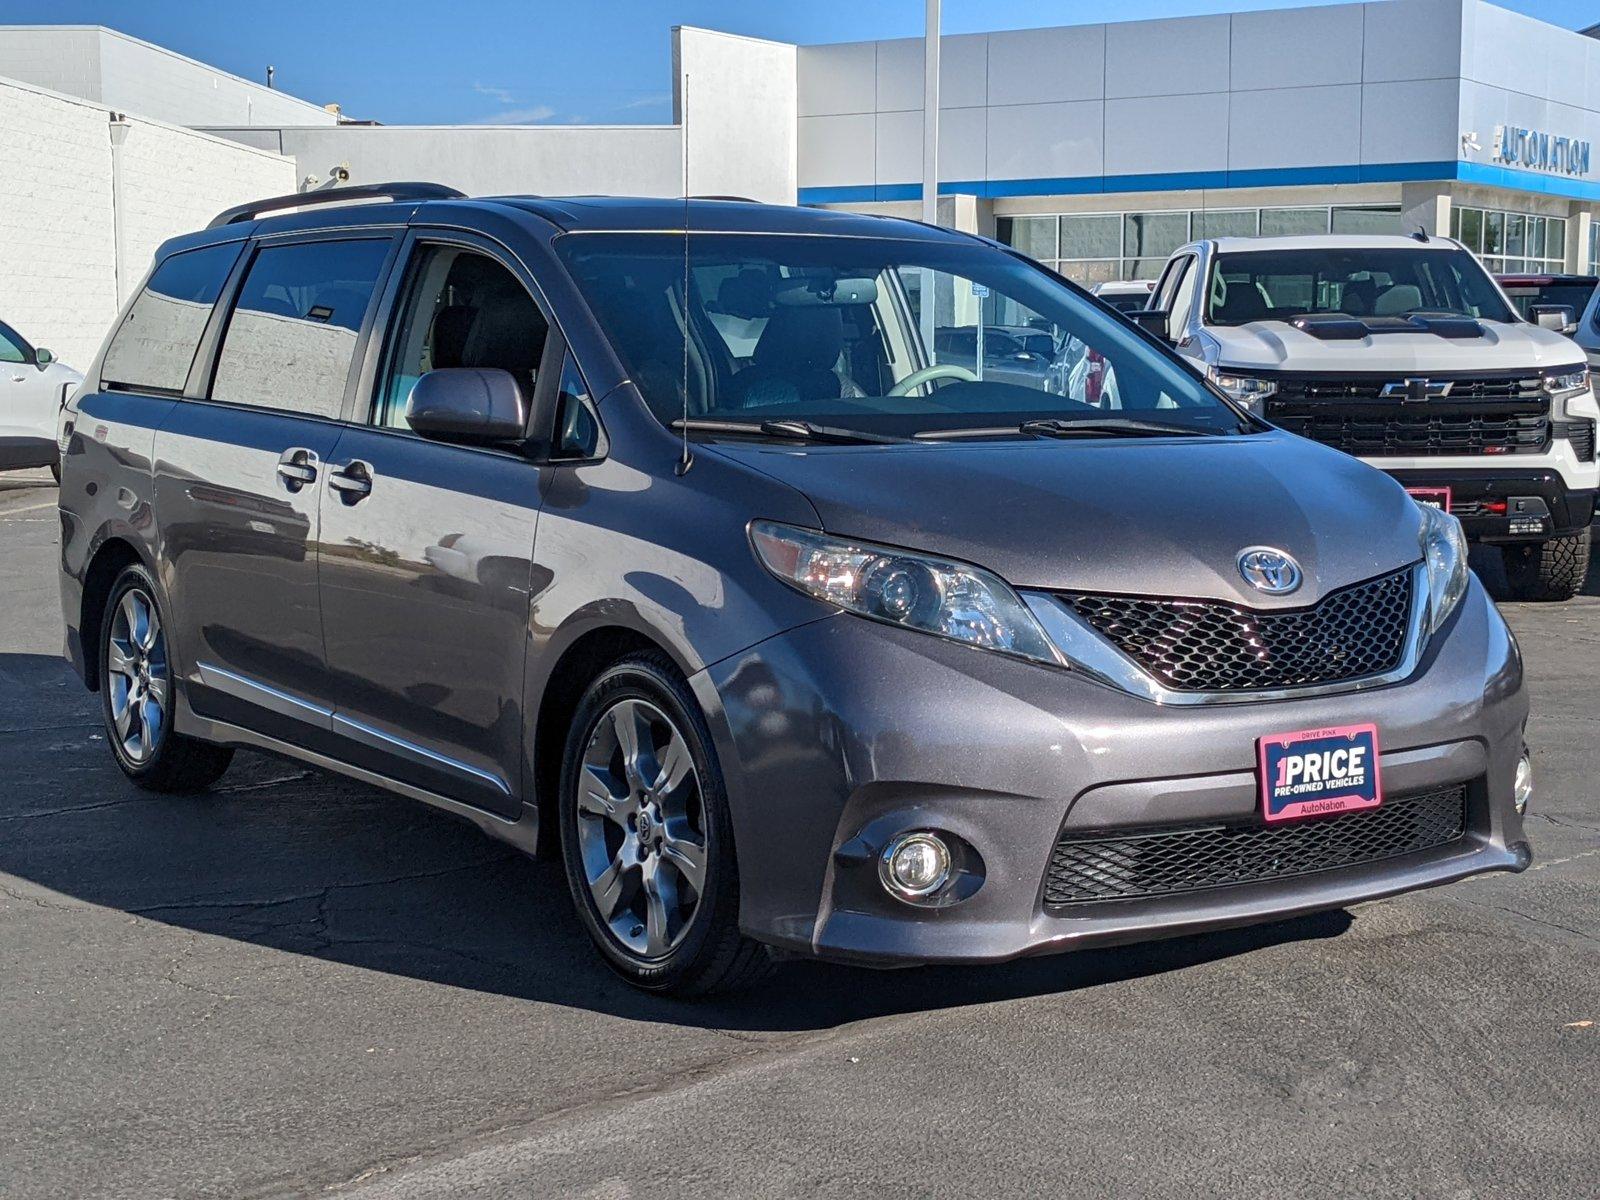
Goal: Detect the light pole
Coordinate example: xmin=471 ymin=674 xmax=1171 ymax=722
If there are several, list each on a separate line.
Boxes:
xmin=920 ymin=0 xmax=940 ymax=360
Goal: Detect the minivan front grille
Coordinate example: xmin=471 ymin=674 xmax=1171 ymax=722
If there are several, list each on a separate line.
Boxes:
xmin=1042 ymin=785 xmax=1468 ymax=906
xmin=1060 ymin=567 xmax=1413 ymax=693
xmin=1266 ymin=373 xmax=1551 ymax=457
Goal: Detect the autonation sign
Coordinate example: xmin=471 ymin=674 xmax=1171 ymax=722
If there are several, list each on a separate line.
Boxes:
xmin=1492 ymin=125 xmax=1592 ymax=176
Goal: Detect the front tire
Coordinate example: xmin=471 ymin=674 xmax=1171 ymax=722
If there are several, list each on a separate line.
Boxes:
xmin=1501 ymin=527 xmax=1591 ymax=601
xmin=99 ymin=564 xmax=233 ymax=792
xmin=558 ymin=651 xmax=770 ymax=995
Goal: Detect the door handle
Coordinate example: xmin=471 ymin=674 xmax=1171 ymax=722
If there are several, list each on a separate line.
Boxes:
xmin=276 ymin=447 xmax=320 ymax=492
xmin=327 ymin=460 xmax=373 ymax=503
xmin=9 ymin=374 xmax=24 ymax=383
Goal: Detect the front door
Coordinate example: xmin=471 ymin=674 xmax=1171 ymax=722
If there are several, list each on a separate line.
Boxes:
xmin=315 ymin=233 xmax=555 ymax=817
xmin=158 ymin=234 xmax=394 ymax=740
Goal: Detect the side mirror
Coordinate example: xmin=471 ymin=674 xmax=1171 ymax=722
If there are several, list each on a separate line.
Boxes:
xmin=406 ymin=368 xmax=527 ymax=445
xmin=1129 ymin=308 xmax=1172 ymax=341
xmin=33 ymin=347 xmax=53 ymax=369
xmin=1531 ymin=304 xmax=1577 ymax=334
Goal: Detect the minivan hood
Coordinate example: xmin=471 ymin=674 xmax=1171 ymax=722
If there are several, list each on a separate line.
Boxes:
xmin=713 ymin=430 xmax=1423 ymax=606
xmin=1206 ymin=318 xmax=1583 ymax=374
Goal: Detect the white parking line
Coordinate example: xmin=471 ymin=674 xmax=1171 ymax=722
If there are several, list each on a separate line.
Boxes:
xmin=0 ymin=500 xmax=58 ymax=518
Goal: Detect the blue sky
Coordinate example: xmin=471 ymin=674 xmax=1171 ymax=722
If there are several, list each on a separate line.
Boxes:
xmin=7 ymin=0 xmax=1594 ymax=125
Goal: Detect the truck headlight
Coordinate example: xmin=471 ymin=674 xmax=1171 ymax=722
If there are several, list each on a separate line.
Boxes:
xmin=1543 ymin=366 xmax=1590 ymax=395
xmin=1418 ymin=503 xmax=1469 ymax=636
xmin=1208 ymin=369 xmax=1277 ymax=411
xmin=750 ymin=521 xmax=1063 ymax=666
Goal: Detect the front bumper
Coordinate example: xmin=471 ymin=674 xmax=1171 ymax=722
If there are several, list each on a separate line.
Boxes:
xmin=1387 ymin=467 xmax=1596 ymax=542
xmin=696 ymin=577 xmax=1529 ymax=966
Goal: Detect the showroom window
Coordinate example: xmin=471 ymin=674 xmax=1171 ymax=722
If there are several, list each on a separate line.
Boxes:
xmin=1588 ymin=222 xmax=1599 ymax=273
xmin=1452 ymin=205 xmax=1567 ymax=274
xmin=998 ymin=205 xmax=1401 ymax=283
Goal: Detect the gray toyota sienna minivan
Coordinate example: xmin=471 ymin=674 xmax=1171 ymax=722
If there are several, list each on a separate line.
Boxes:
xmin=58 ymin=185 xmax=1532 ymax=993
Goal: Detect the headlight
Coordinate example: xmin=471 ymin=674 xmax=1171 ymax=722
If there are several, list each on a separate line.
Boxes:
xmin=1543 ymin=366 xmax=1590 ymax=395
xmin=1208 ymin=369 xmax=1277 ymax=411
xmin=749 ymin=521 xmax=1062 ymax=665
xmin=1418 ymin=503 xmax=1469 ymax=636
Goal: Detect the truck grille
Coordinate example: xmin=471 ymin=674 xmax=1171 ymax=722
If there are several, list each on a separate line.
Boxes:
xmin=1061 ymin=567 xmax=1413 ymax=693
xmin=1042 ymin=785 xmax=1468 ymax=905
xmin=1266 ymin=373 xmax=1550 ymax=457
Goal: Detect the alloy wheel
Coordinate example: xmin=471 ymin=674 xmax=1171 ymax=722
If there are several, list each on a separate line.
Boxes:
xmin=574 ymin=698 xmax=709 ymax=959
xmin=106 ymin=587 xmax=169 ymax=764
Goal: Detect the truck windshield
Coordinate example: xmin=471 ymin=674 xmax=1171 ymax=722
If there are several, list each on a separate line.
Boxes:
xmin=557 ymin=232 xmax=1250 ymax=440
xmin=1206 ymin=246 xmax=1514 ymax=326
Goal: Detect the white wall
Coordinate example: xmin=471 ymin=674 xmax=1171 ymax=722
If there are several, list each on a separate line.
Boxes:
xmin=0 ymin=75 xmax=295 ymax=370
xmin=795 ymin=0 xmax=1473 ymax=197
xmin=673 ymin=27 xmax=797 ymax=204
xmin=0 ymin=27 xmax=336 ymax=128
xmin=209 ymin=124 xmax=685 ymax=198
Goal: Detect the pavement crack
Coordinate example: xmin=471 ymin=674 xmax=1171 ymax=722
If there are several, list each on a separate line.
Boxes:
xmin=1455 ymin=896 xmax=1600 ymax=949
xmin=0 ymin=796 xmax=157 ymax=822
xmin=0 ymin=881 xmax=84 ymax=913
xmin=127 ymin=856 xmax=510 ymax=921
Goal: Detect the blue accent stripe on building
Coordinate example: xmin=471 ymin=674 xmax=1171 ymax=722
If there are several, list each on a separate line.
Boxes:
xmin=798 ymin=160 xmax=1600 ymax=205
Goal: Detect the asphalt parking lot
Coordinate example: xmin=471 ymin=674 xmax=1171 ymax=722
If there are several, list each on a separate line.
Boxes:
xmin=0 ymin=467 xmax=1596 ymax=1199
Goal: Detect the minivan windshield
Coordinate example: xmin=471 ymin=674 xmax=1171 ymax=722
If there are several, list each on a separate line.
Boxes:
xmin=1207 ymin=246 xmax=1514 ymax=326
xmin=557 ymin=233 xmax=1250 ymax=440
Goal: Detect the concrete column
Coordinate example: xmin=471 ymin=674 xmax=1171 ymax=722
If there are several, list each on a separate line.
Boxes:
xmin=939 ymin=194 xmax=995 ymax=237
xmin=1400 ymin=182 xmax=1452 ymax=239
xmin=1568 ymin=209 xmax=1591 ymax=273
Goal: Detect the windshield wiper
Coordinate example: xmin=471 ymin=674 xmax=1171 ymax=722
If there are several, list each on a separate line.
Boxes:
xmin=671 ymin=418 xmax=904 ymax=445
xmin=915 ymin=417 xmax=1227 ymax=441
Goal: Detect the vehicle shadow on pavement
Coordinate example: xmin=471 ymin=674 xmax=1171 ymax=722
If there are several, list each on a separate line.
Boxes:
xmin=0 ymin=649 xmax=1360 ymax=1033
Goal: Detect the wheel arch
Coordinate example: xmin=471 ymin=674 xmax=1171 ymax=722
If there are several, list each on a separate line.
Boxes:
xmin=528 ymin=622 xmax=692 ymax=859
xmin=78 ymin=537 xmax=148 ymax=693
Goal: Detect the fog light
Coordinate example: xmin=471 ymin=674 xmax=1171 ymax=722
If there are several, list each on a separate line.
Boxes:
xmin=1514 ymin=753 xmax=1533 ymax=815
xmin=879 ymin=831 xmax=952 ymax=901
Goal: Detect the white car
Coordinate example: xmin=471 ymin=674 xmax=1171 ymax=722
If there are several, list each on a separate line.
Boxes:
xmin=1142 ymin=234 xmax=1598 ymax=600
xmin=1 ymin=320 xmax=81 ymax=480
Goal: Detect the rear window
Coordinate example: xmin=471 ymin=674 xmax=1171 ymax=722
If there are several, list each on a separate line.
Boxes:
xmin=210 ymin=239 xmax=390 ymax=418
xmin=101 ymin=243 xmax=238 ymax=394
xmin=1501 ymin=282 xmax=1596 ymax=320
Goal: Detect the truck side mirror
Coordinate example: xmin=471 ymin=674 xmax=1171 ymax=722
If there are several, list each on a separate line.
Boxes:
xmin=1129 ymin=309 xmax=1172 ymax=341
xmin=1531 ymin=304 xmax=1577 ymax=334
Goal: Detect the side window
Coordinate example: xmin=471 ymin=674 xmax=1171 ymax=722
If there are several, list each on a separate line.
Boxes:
xmin=1166 ymin=258 xmax=1199 ymax=337
xmin=0 ymin=323 xmax=27 ymax=364
xmin=210 ymin=239 xmax=389 ymax=417
xmin=101 ymin=243 xmax=237 ymax=393
xmin=552 ymin=353 xmax=605 ymax=459
xmin=376 ymin=244 xmax=550 ymax=430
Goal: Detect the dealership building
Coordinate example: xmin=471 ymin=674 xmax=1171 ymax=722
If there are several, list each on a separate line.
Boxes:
xmin=4 ymin=0 xmax=1600 ymax=366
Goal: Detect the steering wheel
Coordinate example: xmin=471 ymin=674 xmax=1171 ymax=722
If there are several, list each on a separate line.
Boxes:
xmin=888 ymin=363 xmax=980 ymax=397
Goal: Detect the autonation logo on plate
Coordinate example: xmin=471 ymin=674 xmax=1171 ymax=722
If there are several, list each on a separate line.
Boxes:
xmin=1257 ymin=724 xmax=1383 ymax=823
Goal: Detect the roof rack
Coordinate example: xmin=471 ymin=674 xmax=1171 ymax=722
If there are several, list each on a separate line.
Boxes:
xmin=206 ymin=182 xmax=467 ymax=229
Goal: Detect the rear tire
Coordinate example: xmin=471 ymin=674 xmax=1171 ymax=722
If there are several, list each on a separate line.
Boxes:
xmin=558 ymin=651 xmax=771 ymax=995
xmin=99 ymin=564 xmax=233 ymax=793
xmin=49 ymin=458 xmax=60 ymax=485
xmin=1501 ymin=527 xmax=1591 ymax=601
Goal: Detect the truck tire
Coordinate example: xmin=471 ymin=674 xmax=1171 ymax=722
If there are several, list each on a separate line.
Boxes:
xmin=1501 ymin=527 xmax=1591 ymax=601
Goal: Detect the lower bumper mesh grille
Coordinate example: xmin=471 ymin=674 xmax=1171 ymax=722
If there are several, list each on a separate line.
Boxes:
xmin=1043 ymin=786 xmax=1469 ymax=906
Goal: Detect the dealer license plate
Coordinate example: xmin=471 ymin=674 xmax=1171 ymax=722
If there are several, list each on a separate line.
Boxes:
xmin=1405 ymin=486 xmax=1452 ymax=512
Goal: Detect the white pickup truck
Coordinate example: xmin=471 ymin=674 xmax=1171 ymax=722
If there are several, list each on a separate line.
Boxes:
xmin=1138 ymin=234 xmax=1598 ymax=600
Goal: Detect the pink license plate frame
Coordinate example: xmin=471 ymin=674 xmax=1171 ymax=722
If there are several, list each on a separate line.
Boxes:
xmin=1257 ymin=723 xmax=1383 ymax=824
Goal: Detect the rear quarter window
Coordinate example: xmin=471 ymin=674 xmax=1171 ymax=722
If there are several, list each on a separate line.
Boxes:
xmin=101 ymin=243 xmax=239 ymax=394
